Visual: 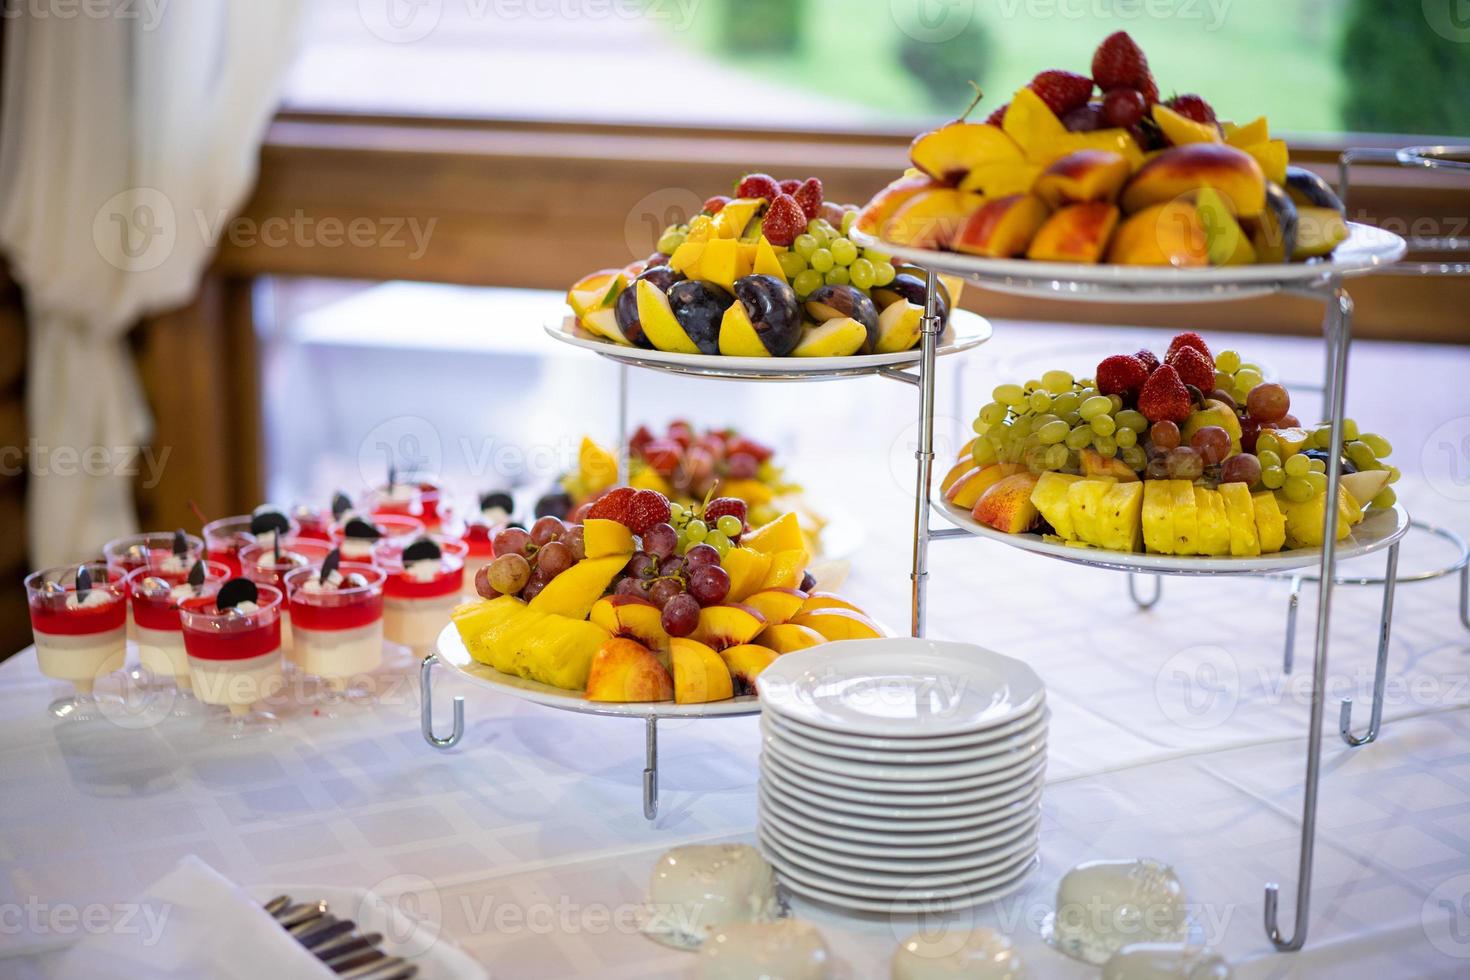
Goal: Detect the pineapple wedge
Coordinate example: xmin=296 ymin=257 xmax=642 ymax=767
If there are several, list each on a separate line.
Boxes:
xmin=1031 ymin=472 xmax=1085 ymax=539
xmin=1193 ymin=487 xmax=1231 ymax=556
xmin=1252 ymin=491 xmax=1287 ymax=553
xmin=1219 ymin=482 xmax=1261 ymax=557
xmin=1142 ymin=480 xmax=1175 ymax=554
xmin=1280 ymin=485 xmax=1363 ymax=548
xmin=1066 ymin=479 xmax=1113 ymax=545
xmin=1096 ymin=481 xmax=1145 ymax=552
xmin=1169 ymin=479 xmax=1200 ymax=555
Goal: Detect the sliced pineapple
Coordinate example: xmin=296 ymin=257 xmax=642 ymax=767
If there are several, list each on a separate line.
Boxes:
xmin=1219 ymin=482 xmax=1261 ymax=557
xmin=1142 ymin=480 xmax=1174 ymax=554
xmin=1066 ymin=479 xmax=1112 ymax=546
xmin=1031 ymin=472 xmax=1085 ymax=539
xmin=1252 ymin=491 xmax=1287 ymax=553
xmin=1169 ymin=479 xmax=1200 ymax=555
xmin=1193 ymin=487 xmax=1231 ymax=556
xmin=1096 ymin=481 xmax=1144 ymax=552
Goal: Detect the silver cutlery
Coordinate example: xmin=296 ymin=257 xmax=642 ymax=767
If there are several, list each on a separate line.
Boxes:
xmin=261 ymin=894 xmax=419 ymax=978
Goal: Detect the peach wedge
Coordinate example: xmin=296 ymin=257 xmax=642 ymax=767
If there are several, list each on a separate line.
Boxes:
xmin=589 ymin=595 xmax=671 ymax=654
xmin=690 ymin=604 xmax=767 ymax=651
xmin=788 ymin=609 xmax=883 ymax=642
xmin=671 ymin=638 xmax=734 ymax=704
xmin=756 ymin=623 xmax=827 ymax=654
xmin=719 ymin=644 xmax=779 ymax=694
xmin=585 ymin=637 xmax=673 ymax=703
xmin=741 ymin=588 xmax=808 ymax=627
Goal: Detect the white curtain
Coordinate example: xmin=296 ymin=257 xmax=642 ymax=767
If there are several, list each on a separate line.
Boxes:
xmin=0 ymin=0 xmax=302 ymax=568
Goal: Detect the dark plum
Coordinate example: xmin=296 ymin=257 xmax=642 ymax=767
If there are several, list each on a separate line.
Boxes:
xmin=614 ymin=266 xmax=683 ymax=349
xmin=731 ymin=274 xmax=802 ymax=357
xmin=804 ymin=284 xmax=879 ymax=351
xmin=873 ymin=272 xmax=950 ymax=326
xmin=667 ymin=280 xmax=734 ymax=355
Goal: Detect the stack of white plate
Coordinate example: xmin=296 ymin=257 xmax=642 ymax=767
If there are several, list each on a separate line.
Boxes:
xmin=755 ymin=637 xmax=1047 ymax=913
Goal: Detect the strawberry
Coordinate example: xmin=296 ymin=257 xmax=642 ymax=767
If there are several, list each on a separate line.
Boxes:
xmin=626 ymin=489 xmax=672 ymax=535
xmin=1029 ymin=70 xmax=1093 ymax=117
xmin=779 ymin=179 xmax=802 ymax=194
xmin=1165 ymin=94 xmax=1217 ymax=125
xmin=793 ymin=177 xmax=824 ymax=221
xmin=1138 ymin=74 xmax=1159 ymax=106
xmin=1165 ymin=331 xmax=1211 ymax=362
xmin=761 ymin=194 xmax=807 ymax=247
xmin=1092 ymin=31 xmax=1150 ymax=93
xmin=1137 ymin=364 xmax=1194 ymax=424
xmin=703 ymin=497 xmax=748 ymax=529
xmin=702 ymin=195 xmax=730 ymax=215
xmin=726 ymin=435 xmax=773 ymax=463
xmin=586 ymin=487 xmax=637 ymax=525
xmin=735 ymin=173 xmax=780 ymax=200
xmin=1096 ymin=354 xmax=1149 ymax=398
xmin=641 ymin=438 xmax=683 ymax=476
xmin=1166 ymin=345 xmax=1215 ymax=392
xmin=667 ymin=420 xmax=695 ymax=447
xmin=628 ymin=424 xmax=656 ymax=459
xmin=984 ymin=103 xmax=1008 ymax=127
xmin=1134 ymin=349 xmax=1161 ymax=374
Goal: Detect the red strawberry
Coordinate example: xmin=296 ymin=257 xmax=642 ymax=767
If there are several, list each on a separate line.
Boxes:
xmin=1136 ymin=364 xmax=1194 ymax=423
xmin=736 ymin=173 xmax=780 ymax=200
xmin=703 ymin=497 xmax=748 ymax=529
xmin=626 ymin=490 xmax=672 ymax=535
xmin=726 ymin=435 xmax=773 ymax=463
xmin=1092 ymin=31 xmax=1150 ymax=93
xmin=1096 ymin=354 xmax=1149 ymax=398
xmin=1134 ymin=349 xmax=1161 ymax=374
xmin=641 ymin=438 xmax=683 ymax=476
xmin=1167 ymin=345 xmax=1215 ymax=392
xmin=1029 ymin=70 xmax=1094 ymax=117
xmin=586 ymin=487 xmax=637 ymax=525
xmin=761 ymin=194 xmax=807 ymax=247
xmin=779 ymin=179 xmax=802 ymax=194
xmin=703 ymin=195 xmax=730 ymax=215
xmin=1165 ymin=331 xmax=1211 ymax=362
xmin=667 ymin=420 xmax=694 ymax=447
xmin=984 ymin=102 xmax=1008 ymax=127
xmin=1165 ymin=94 xmax=1217 ymax=125
xmin=628 ymin=424 xmax=656 ymax=458
xmin=1138 ymin=74 xmax=1159 ymax=106
xmin=792 ymin=177 xmax=824 ymax=221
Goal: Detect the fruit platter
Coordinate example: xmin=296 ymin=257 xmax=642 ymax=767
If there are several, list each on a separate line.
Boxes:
xmin=558 ymin=172 xmax=992 ymax=374
xmin=935 ymin=330 xmax=1409 ymax=573
xmin=849 ymin=31 xmax=1405 ymax=300
xmin=440 ymin=486 xmax=883 ymax=715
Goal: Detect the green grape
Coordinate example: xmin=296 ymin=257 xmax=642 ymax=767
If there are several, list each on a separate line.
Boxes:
xmin=1010 ymin=416 xmax=1035 ymax=439
xmin=849 ymin=258 xmax=876 ymax=289
xmin=1031 ymin=413 xmax=1060 ymax=429
xmin=824 ymin=267 xmax=850 ymax=286
xmin=1024 ymin=446 xmax=1049 ymax=474
xmin=669 ymin=502 xmax=687 ymax=523
xmin=1371 ymin=487 xmax=1396 ymax=509
xmin=841 ymin=210 xmax=858 ymax=235
xmin=1090 ymin=414 xmax=1117 ymax=437
xmin=657 ymin=230 xmax=686 ymax=254
xmin=994 ymin=384 xmax=1026 ymax=407
xmin=716 ymin=515 xmax=742 ymax=538
xmin=1042 ymin=370 xmax=1074 ymax=394
xmin=1340 ymin=418 xmax=1359 ymax=441
xmin=1214 ymin=370 xmax=1234 ymax=391
xmin=1362 ymin=433 xmax=1392 ymax=457
xmin=1310 ymin=427 xmax=1334 ymax=450
xmin=684 ymin=519 xmax=707 ymax=544
xmin=1386 ymin=465 xmax=1401 ymax=484
xmin=1093 ymin=433 xmax=1117 ymax=455
xmin=1304 ymin=471 xmax=1327 ymax=494
xmin=1116 ymin=427 xmax=1138 ymax=449
xmin=1060 ymin=411 xmax=1082 ymax=427
xmin=1241 ymin=361 xmax=1263 ymax=374
xmin=1044 ymin=444 xmax=1069 ymax=470
xmin=793 ymin=234 xmax=819 ymax=259
xmin=1257 ymin=450 xmax=1282 ymax=469
xmin=1284 ymin=454 xmax=1310 ymax=478
xmin=1023 ymin=379 xmax=1043 ymax=393
xmin=873 ymin=261 xmax=897 ymax=287
xmin=1052 ymin=392 xmax=1080 ymax=416
xmin=1115 ymin=410 xmax=1148 ymax=432
xmin=1261 ymin=466 xmax=1286 ymax=489
xmin=1076 ymin=377 xmax=1095 ymax=389
xmin=979 ymin=401 xmax=1008 ymax=425
xmin=973 ymin=438 xmax=998 ymax=466
xmin=792 ymin=269 xmax=823 ymax=297
xmin=1256 ymin=432 xmax=1282 ymax=456
xmin=1282 ymin=476 xmax=1314 ymax=502
xmin=972 ymin=417 xmax=990 ymax=435
xmin=707 ymin=529 xmax=732 ymax=552
xmin=1122 ymin=445 xmax=1147 ymax=470
xmin=1080 ymin=395 xmax=1112 ymax=420
xmin=1234 ymin=368 xmax=1264 ymax=391
xmin=1215 ymin=350 xmax=1242 ymax=372
xmin=1037 ymin=420 xmax=1070 ymax=444
xmin=1307 ymin=457 xmax=1326 ymax=474
xmin=778 ymin=251 xmax=808 ymax=280
xmin=1029 ymin=390 xmax=1053 ymax=413
xmin=1065 ymin=425 xmax=1093 ymax=450
xmin=863 ymin=249 xmax=890 ymax=264
xmin=1107 ymin=394 xmax=1124 ymax=414
xmin=809 ymin=248 xmax=835 ymax=273
xmin=815 ymin=219 xmax=839 ymax=238
xmin=830 ymin=238 xmax=858 ymax=265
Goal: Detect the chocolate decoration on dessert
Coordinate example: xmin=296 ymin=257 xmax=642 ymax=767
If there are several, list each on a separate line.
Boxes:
xmin=343 ymin=517 xmax=382 ymax=540
xmin=387 ymin=464 xmax=396 ymax=491
xmin=250 ymin=505 xmax=291 ymax=537
xmin=75 ymin=565 xmax=92 ymax=599
xmin=402 ymin=537 xmax=442 ymax=563
xmin=480 ymin=491 xmax=514 ymax=514
xmin=187 ymin=560 xmax=206 ymax=591
xmin=320 ymin=548 xmax=342 ymax=583
xmin=172 ymin=528 xmax=188 ymax=557
xmin=216 ymin=577 xmax=259 ymax=610
xmin=331 ymin=491 xmax=353 ymax=521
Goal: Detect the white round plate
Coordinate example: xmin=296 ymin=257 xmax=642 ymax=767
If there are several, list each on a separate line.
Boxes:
xmin=761 ymin=763 xmax=1043 ymax=822
xmin=434 ymin=624 xmax=758 ymax=719
xmin=761 ymin=774 xmax=1037 ymax=835
xmin=766 ymin=838 xmax=1040 ymax=902
xmin=776 ymin=854 xmax=1040 ymax=915
xmin=851 ymin=223 xmax=1405 ymax=303
xmin=760 ymin=813 xmax=1040 ymax=875
xmin=766 ymin=698 xmax=1048 ymax=752
xmin=547 ymin=309 xmax=991 ymax=377
xmin=761 ymin=725 xmax=1045 ymax=781
xmin=762 ymin=711 xmax=1048 ymax=765
xmin=760 ymin=824 xmax=1038 ymax=891
xmin=762 ymin=737 xmax=1044 ymax=793
xmin=757 ymin=637 xmax=1045 ymax=737
xmin=760 ymin=788 xmax=1041 ymax=859
xmin=936 ymin=499 xmax=1411 ymax=577
xmin=764 ymin=753 xmax=1047 ymax=809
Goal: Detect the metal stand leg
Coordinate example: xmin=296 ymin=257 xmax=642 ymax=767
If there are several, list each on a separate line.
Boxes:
xmin=616 ymin=363 xmax=630 ymax=485
xmin=1265 ymin=284 xmax=1352 ymax=952
xmin=909 ymin=268 xmax=942 ymax=638
xmin=1461 ymin=562 xmax=1469 ymax=630
xmin=420 ymin=652 xmax=464 ymax=749
xmin=1282 ymin=575 xmax=1303 ymax=675
xmin=1340 ymin=540 xmax=1400 ymax=746
xmin=643 ymin=715 xmax=658 ymax=821
xmin=1126 ymin=573 xmax=1162 ymax=610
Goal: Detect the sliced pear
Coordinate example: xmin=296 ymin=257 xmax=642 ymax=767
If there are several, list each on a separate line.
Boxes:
xmin=753 ymin=237 xmax=787 ymax=282
xmin=668 ymin=241 xmax=706 ymax=276
xmin=791 ymin=317 xmax=867 ymax=358
xmin=874 ymin=300 xmax=924 ymax=354
xmin=636 ymin=279 xmax=699 ymax=354
xmin=718 ymin=301 xmax=770 ymax=357
xmin=580 ymin=307 xmax=631 ymax=345
xmin=1341 ymin=470 xmax=1391 ymax=508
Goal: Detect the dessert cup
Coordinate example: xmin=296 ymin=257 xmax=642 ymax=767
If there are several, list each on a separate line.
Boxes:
xmin=375 ymin=535 xmax=467 ymax=659
xmin=458 ymin=521 xmax=496 ymax=599
xmin=124 ymin=558 xmax=230 ymax=715
xmin=365 ymin=480 xmax=450 ymax=531
xmin=203 ymin=514 xmax=300 ymax=578
xmin=179 ymin=583 xmax=286 ymax=737
xmin=102 ymin=531 xmax=204 ymax=577
xmin=330 ymin=513 xmax=425 ymax=565
xmin=285 ymin=562 xmax=386 ymax=709
xmin=25 ymin=563 xmax=128 ymax=721
xmin=239 ymin=538 xmax=333 ymax=656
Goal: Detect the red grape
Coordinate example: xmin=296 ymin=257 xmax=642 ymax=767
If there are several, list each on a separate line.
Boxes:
xmin=688 ymin=564 xmax=731 ymax=605
xmin=1208 ymin=389 xmax=1238 ymax=409
xmin=1221 ymin=452 xmax=1262 ymax=488
xmin=624 ymin=552 xmax=656 ymax=579
xmin=474 ymin=564 xmax=499 ymax=599
xmin=1145 ymin=458 xmax=1170 ymax=480
xmin=661 ymin=594 xmax=700 ymax=637
xmin=1150 ymin=420 xmax=1181 ymax=451
xmin=1246 ymin=382 xmax=1290 ymax=423
xmin=727 ymin=452 xmax=759 ymax=479
xmin=649 ymin=578 xmax=685 ymax=609
xmin=1278 ymin=413 xmax=1300 ymax=427
xmin=1239 ymin=415 xmax=1261 ymax=453
xmin=521 ymin=569 xmax=549 ymax=602
xmin=658 ymin=555 xmax=685 ymax=578
xmin=563 ymin=525 xmax=586 ymax=561
xmin=684 ymin=544 xmax=721 ymax=569
xmin=487 ymin=553 xmax=531 ymax=595
xmin=493 ymin=526 xmax=530 ymax=557
xmin=536 ymin=541 xmax=574 ymax=578
xmin=1165 ymin=446 xmax=1203 ymax=479
xmin=643 ymin=522 xmax=678 ymax=558
xmin=530 ymin=516 xmax=565 ymax=546
xmin=1190 ymin=425 xmax=1230 ymax=465
xmin=614 ymin=576 xmax=650 ymax=600
xmin=1102 ymin=87 xmax=1146 ymax=127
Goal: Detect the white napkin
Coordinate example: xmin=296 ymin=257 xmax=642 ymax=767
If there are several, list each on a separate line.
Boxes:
xmin=50 ymin=856 xmax=334 ymax=979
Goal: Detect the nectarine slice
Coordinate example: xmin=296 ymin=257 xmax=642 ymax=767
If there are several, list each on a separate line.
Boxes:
xmin=1033 ymin=151 xmax=1130 ymax=209
xmin=741 ymin=588 xmax=807 ymax=627
xmin=788 ymin=609 xmax=883 ymax=642
xmin=797 ymin=592 xmax=862 ymax=616
xmin=1026 ymin=203 xmax=1119 ymax=264
xmin=589 ymin=595 xmax=671 ymax=654
xmin=719 ymin=643 xmax=779 ymax=693
xmin=585 ymin=637 xmax=673 ymax=702
xmin=671 ymin=638 xmax=734 ymax=704
xmin=690 ymin=603 xmax=767 ymax=651
xmin=756 ymin=623 xmax=827 ymax=654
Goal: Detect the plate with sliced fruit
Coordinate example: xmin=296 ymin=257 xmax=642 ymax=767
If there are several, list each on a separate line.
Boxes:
xmin=935 ymin=330 xmax=1411 ymax=573
xmin=849 ymin=31 xmax=1405 ymax=302
xmin=441 ymin=487 xmax=886 ymax=716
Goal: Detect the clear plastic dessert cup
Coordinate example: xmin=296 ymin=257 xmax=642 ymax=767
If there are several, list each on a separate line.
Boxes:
xmin=179 ymin=584 xmax=285 ymax=737
xmin=284 ymin=562 xmax=386 ymax=703
xmin=329 ymin=513 xmax=425 ymax=565
xmin=103 ymin=531 xmax=204 ymax=577
xmin=239 ymin=538 xmax=334 ymax=655
xmin=203 ymin=514 xmax=300 ymax=578
xmin=365 ymin=480 xmax=450 ymax=531
xmin=124 ymin=558 xmax=230 ymax=711
xmin=375 ymin=535 xmax=467 ymax=655
xmin=25 ymin=562 xmax=128 ymax=721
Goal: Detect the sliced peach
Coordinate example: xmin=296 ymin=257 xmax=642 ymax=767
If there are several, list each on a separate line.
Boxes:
xmin=722 ymin=547 xmax=773 ymax=603
xmin=954 ymin=194 xmax=1051 ymax=258
xmin=972 ymin=472 xmax=1042 ymax=533
xmin=1119 ymin=143 xmax=1266 ymax=218
xmin=945 ymin=463 xmax=1023 ymax=509
xmin=671 ymin=638 xmax=734 ymax=704
xmin=797 ymin=593 xmax=862 ymax=616
xmin=588 ymin=595 xmax=671 ymax=654
xmin=690 ymin=603 xmax=767 ymax=651
xmin=742 ymin=512 xmax=805 ymax=554
xmin=855 ymin=173 xmax=938 ymax=236
xmin=585 ymin=637 xmax=673 ymax=702
xmin=909 ymin=122 xmax=1025 ymax=186
xmin=719 ymin=643 xmax=779 ymax=694
xmin=757 ymin=623 xmax=827 ymax=654
xmin=582 ymin=518 xmax=634 ymax=559
xmin=760 ymin=549 xmax=809 ymax=591
xmin=741 ymin=588 xmax=807 ymax=627
xmin=1026 ymin=202 xmax=1120 ymax=264
xmin=1105 ymin=201 xmax=1209 ymax=267
xmin=788 ymin=609 xmax=883 ymax=642
xmin=940 ymin=459 xmax=975 ymax=495
xmin=885 ymin=189 xmax=986 ymax=250
xmin=1033 ymin=150 xmax=1131 ymax=208
xmin=1080 ymin=448 xmax=1140 ymax=483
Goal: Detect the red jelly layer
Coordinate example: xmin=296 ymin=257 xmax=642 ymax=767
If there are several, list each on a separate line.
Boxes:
xmin=208 ymin=546 xmax=244 ymax=578
xmin=181 ymin=618 xmax=282 ymax=661
xmin=383 ymin=567 xmax=464 ymax=599
xmin=131 ymin=594 xmax=185 ymax=632
xmin=290 ymin=593 xmax=384 ymax=631
xmin=29 ymin=596 xmax=127 ymax=636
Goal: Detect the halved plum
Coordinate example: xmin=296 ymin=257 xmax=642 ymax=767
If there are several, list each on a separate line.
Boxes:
xmin=614 ymin=266 xmax=684 ymax=349
xmin=667 ymin=280 xmax=735 ymax=355
xmin=873 ymin=271 xmax=950 ymax=326
xmin=731 ymin=274 xmax=802 ymax=357
xmin=804 ymin=284 xmax=879 ymax=353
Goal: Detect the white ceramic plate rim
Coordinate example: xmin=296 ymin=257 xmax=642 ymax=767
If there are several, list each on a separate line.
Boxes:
xmin=759 ymin=788 xmax=1042 ymax=858
xmin=766 ymin=748 xmax=1048 ymax=800
xmin=766 ymin=839 xmax=1041 ymax=901
xmin=546 ymin=308 xmax=991 ymax=373
xmin=758 ymin=776 xmax=1045 ymax=845
xmin=762 ymin=711 xmax=1048 ymax=765
xmin=762 ymin=738 xmax=1046 ymax=792
xmin=757 ymin=638 xmax=1046 ymax=737
xmin=759 ymin=823 xmax=1039 ymax=890
xmin=762 ymin=727 xmax=1046 ymax=781
xmin=935 ymin=500 xmax=1410 ymax=576
xmin=764 ymin=698 xmax=1049 ymax=751
xmin=434 ymin=624 xmax=759 ymax=718
xmin=777 ymin=855 xmax=1040 ymax=914
xmin=761 ymin=763 xmax=1044 ymax=822
xmin=760 ymin=775 xmax=1040 ymax=834
xmin=758 ymin=814 xmax=1040 ymax=874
